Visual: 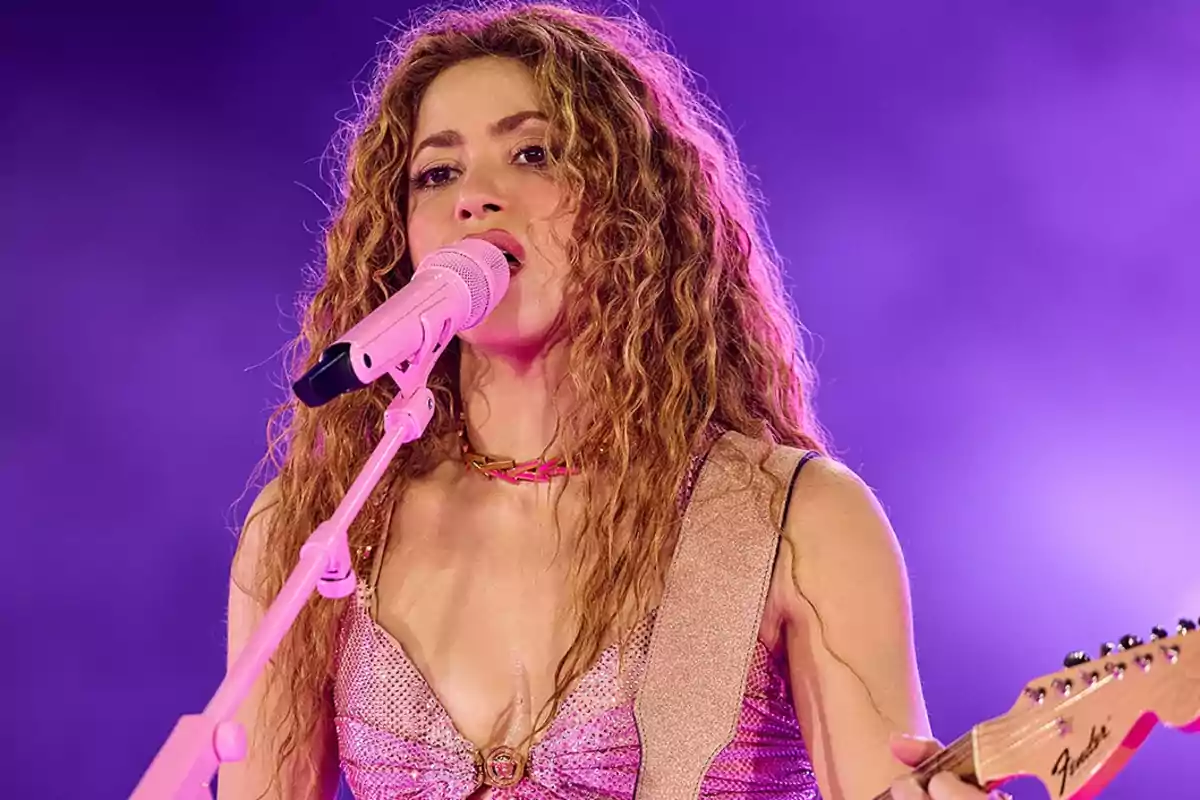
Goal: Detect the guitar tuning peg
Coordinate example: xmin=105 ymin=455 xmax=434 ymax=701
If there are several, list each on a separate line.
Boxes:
xmin=1180 ymin=619 xmax=1197 ymax=634
xmin=1151 ymin=626 xmax=1170 ymax=640
xmin=1063 ymin=651 xmax=1091 ymax=667
xmin=1099 ymin=642 xmax=1118 ymax=656
xmin=1119 ymin=634 xmax=1143 ymax=649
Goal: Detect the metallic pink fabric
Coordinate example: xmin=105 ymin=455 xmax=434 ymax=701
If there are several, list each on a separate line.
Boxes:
xmin=333 ymin=588 xmax=820 ymax=799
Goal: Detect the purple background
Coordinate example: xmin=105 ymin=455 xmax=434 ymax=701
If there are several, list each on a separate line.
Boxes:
xmin=4 ymin=2 xmax=1198 ymax=798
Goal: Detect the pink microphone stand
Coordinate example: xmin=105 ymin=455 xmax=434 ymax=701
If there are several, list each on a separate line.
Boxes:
xmin=129 ymin=324 xmax=445 ymax=799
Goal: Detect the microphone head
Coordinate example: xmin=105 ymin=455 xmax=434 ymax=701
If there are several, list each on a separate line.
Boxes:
xmin=415 ymin=238 xmax=510 ymax=328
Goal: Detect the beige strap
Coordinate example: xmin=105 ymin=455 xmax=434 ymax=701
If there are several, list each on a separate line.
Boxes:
xmin=634 ymin=431 xmax=807 ymax=800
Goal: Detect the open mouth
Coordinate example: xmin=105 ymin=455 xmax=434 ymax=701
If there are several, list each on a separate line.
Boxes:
xmin=467 ymin=230 xmax=525 ymax=272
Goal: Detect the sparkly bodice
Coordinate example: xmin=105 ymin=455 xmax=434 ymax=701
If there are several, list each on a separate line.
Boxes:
xmin=332 ymin=587 xmax=820 ymax=799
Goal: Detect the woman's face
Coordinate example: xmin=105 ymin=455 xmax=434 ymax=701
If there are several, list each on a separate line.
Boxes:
xmin=406 ymin=56 xmax=577 ymax=355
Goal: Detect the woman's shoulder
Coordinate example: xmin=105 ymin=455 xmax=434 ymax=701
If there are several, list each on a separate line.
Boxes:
xmin=772 ymin=452 xmax=912 ymax=638
xmin=231 ymin=476 xmax=284 ymax=593
xmin=779 ymin=455 xmax=900 ymax=566
xmin=710 ymin=430 xmax=901 ymax=575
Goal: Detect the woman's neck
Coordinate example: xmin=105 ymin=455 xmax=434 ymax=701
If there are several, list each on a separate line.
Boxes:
xmin=457 ymin=340 xmax=574 ymax=463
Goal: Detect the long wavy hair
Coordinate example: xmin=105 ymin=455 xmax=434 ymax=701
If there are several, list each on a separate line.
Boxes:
xmin=237 ymin=1 xmax=828 ymax=794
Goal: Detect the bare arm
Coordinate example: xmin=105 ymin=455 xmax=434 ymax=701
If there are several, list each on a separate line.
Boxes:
xmin=216 ymin=479 xmax=339 ymax=800
xmin=777 ymin=458 xmax=932 ymax=800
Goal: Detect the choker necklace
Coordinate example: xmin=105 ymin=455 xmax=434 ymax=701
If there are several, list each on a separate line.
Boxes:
xmin=459 ymin=422 xmax=579 ymax=484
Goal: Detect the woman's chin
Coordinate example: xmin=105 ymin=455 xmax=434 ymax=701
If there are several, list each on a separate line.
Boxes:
xmin=458 ymin=323 xmax=565 ymax=361
xmin=458 ymin=319 xmax=571 ymax=362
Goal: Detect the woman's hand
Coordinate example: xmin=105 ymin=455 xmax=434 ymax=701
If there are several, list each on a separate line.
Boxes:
xmin=887 ymin=733 xmax=1011 ymax=800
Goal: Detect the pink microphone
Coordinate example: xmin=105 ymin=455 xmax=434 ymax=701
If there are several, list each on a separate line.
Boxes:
xmin=293 ymin=237 xmax=510 ymax=407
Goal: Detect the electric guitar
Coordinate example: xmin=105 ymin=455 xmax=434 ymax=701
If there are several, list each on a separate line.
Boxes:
xmin=873 ymin=620 xmax=1200 ymax=799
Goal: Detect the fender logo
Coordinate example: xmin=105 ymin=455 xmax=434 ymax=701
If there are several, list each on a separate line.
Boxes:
xmin=1052 ymin=723 xmax=1110 ymax=797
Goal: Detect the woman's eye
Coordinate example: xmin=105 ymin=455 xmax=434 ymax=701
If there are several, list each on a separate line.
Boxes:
xmin=413 ymin=165 xmax=456 ymax=189
xmin=515 ymin=145 xmax=547 ymax=166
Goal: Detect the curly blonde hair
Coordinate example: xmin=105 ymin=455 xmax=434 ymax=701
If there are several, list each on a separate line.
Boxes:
xmin=237 ymin=1 xmax=827 ymax=794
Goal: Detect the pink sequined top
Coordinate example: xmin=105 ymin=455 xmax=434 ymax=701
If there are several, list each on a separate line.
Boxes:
xmin=334 ymin=442 xmax=821 ymax=799
xmin=332 ymin=586 xmax=820 ymax=799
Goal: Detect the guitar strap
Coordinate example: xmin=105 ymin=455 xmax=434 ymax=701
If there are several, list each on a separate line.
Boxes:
xmin=633 ymin=430 xmax=812 ymax=800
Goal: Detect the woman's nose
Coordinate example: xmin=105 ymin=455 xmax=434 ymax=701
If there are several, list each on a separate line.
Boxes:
xmin=455 ymin=179 xmax=505 ymax=221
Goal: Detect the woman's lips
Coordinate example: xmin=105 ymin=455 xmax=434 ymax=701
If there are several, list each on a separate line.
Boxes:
xmin=468 ymin=229 xmax=525 ymax=268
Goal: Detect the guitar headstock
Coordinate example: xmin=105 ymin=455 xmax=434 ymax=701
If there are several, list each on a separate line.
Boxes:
xmin=973 ymin=620 xmax=1200 ymax=800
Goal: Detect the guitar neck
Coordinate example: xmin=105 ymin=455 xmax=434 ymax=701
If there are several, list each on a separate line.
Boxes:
xmin=869 ymin=623 xmax=1200 ymax=800
xmin=870 ymin=731 xmax=984 ymax=800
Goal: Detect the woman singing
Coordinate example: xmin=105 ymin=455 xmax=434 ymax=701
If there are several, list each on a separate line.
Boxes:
xmin=221 ymin=4 xmax=998 ymax=800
